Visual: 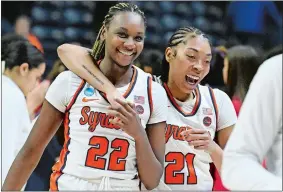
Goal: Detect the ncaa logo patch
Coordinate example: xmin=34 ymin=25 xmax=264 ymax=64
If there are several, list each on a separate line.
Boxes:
xmin=203 ymin=116 xmax=212 ymax=127
xmin=135 ymin=105 xmax=144 ymax=115
xmin=84 ymin=87 xmax=95 ymax=96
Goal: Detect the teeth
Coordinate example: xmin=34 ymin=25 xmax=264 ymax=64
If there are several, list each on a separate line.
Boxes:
xmin=119 ymin=50 xmax=134 ymax=56
xmin=187 ymin=75 xmax=200 ymax=80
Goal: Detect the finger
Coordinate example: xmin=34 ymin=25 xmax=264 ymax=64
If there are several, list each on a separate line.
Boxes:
xmin=186 ymin=134 xmax=210 ymax=141
xmin=115 ymin=98 xmax=136 ymax=113
xmin=111 ymin=117 xmax=121 ymax=125
xmin=194 ymin=145 xmax=209 ymax=150
xmin=109 ymin=118 xmax=124 ymax=127
xmin=189 ymin=129 xmax=207 ymax=134
xmin=107 ymin=110 xmax=127 ymax=123
xmin=127 ymin=101 xmax=135 ymax=109
xmin=109 ymin=102 xmax=131 ymax=118
xmin=188 ymin=140 xmax=210 ymax=147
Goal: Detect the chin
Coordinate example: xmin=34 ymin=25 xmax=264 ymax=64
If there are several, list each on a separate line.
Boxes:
xmin=182 ymin=84 xmax=197 ymax=93
xmin=114 ymin=60 xmax=132 ymax=69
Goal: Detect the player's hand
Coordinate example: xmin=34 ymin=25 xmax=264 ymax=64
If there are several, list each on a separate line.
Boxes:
xmin=105 ymin=89 xmax=126 ymax=109
xmin=107 ymin=98 xmax=144 ymax=140
xmin=181 ymin=128 xmax=217 ymax=153
xmin=26 ymin=80 xmax=50 ymax=119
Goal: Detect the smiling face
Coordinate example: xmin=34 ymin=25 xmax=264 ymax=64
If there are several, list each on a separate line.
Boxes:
xmin=166 ymin=34 xmax=212 ymax=94
xmin=102 ymin=12 xmax=145 ymax=68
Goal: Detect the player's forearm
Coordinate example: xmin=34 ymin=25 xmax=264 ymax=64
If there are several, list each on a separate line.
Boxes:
xmin=135 ymin=129 xmax=163 ymax=190
xmin=2 ymin=145 xmax=44 ymax=190
xmin=208 ymin=142 xmax=223 ymax=173
xmin=57 ymin=44 xmax=116 ymax=94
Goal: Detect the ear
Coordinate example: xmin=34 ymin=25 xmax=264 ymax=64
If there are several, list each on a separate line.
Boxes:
xmin=19 ymin=63 xmax=30 ymax=76
xmin=100 ymin=26 xmax=107 ymax=41
xmin=165 ymin=47 xmax=174 ymax=63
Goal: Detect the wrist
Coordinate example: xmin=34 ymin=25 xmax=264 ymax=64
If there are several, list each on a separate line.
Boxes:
xmin=133 ymin=128 xmax=147 ymax=142
xmin=206 ymin=141 xmax=218 ymax=154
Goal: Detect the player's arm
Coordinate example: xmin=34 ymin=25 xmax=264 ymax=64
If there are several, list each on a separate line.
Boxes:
xmin=210 ymin=89 xmax=237 ymax=172
xmin=108 ymin=81 xmax=167 ymax=190
xmin=2 ymin=100 xmax=64 ymax=190
xmin=209 ymin=125 xmax=234 ymax=173
xmin=57 ymin=44 xmax=125 ymax=105
xmin=136 ymin=82 xmax=167 ymax=190
xmin=221 ymin=57 xmax=282 ymax=190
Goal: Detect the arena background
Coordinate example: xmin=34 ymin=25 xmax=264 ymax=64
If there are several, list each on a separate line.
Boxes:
xmin=1 ymin=1 xmax=283 ymax=190
xmin=2 ymin=1 xmax=282 ymax=81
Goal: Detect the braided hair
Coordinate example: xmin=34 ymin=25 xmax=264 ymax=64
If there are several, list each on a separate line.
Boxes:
xmin=91 ymin=2 xmax=146 ymax=61
xmin=160 ymin=27 xmax=210 ymax=83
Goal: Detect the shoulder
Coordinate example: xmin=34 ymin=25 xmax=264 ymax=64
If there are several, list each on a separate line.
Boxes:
xmin=212 ymin=88 xmax=230 ymax=101
xmin=259 ymin=54 xmax=282 ymax=80
xmin=54 ymin=70 xmax=84 ymax=87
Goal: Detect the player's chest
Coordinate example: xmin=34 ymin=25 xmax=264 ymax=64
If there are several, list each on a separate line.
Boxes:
xmin=68 ymin=84 xmax=151 ymax=132
xmin=165 ymin=101 xmax=217 ymax=142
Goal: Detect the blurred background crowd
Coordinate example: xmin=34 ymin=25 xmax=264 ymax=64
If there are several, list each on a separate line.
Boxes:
xmin=1 ymin=1 xmax=282 ymax=191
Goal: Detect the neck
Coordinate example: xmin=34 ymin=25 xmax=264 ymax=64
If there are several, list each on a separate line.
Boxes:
xmin=4 ymin=69 xmax=27 ymax=96
xmin=99 ymin=57 xmax=133 ymax=88
xmin=167 ymin=79 xmax=193 ymax=102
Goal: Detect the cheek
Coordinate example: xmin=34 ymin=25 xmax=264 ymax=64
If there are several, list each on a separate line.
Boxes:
xmin=28 ymin=74 xmax=38 ymax=89
xmin=136 ymin=42 xmax=144 ymax=52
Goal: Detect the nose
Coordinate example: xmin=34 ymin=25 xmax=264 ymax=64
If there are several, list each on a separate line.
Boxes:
xmin=193 ymin=60 xmax=203 ymax=72
xmin=124 ymin=37 xmax=135 ymax=50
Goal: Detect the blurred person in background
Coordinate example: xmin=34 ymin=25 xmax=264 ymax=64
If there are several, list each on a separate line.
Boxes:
xmin=1 ymin=33 xmax=50 ymax=120
xmin=46 ymin=59 xmax=67 ymax=82
xmin=201 ymin=46 xmax=227 ymax=89
xmin=222 ymin=50 xmax=282 ymax=191
xmin=209 ymin=45 xmax=261 ymax=191
xmin=25 ymin=59 xmax=67 ymax=191
xmin=1 ymin=34 xmax=46 ymax=185
xmin=14 ymin=15 xmax=44 ymax=53
xmin=139 ymin=49 xmax=163 ymax=76
xmin=222 ymin=45 xmax=261 ymax=116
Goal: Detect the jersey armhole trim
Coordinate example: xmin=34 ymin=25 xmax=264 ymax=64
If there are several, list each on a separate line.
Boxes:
xmin=147 ymin=76 xmax=153 ymax=120
xmin=208 ymin=87 xmax=219 ymax=130
xmin=66 ymin=80 xmax=86 ymax=112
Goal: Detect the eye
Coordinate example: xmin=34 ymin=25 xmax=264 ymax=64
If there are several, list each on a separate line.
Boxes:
xmin=187 ymin=55 xmax=196 ymax=60
xmin=205 ymin=60 xmax=211 ymax=65
xmin=117 ymin=32 xmax=127 ymax=38
xmin=135 ymin=36 xmax=144 ymax=42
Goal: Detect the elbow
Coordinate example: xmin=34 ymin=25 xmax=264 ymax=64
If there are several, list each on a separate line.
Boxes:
xmin=57 ymin=43 xmax=71 ymax=58
xmin=143 ymin=179 xmax=160 ymax=191
xmin=142 ymin=166 xmax=163 ymax=190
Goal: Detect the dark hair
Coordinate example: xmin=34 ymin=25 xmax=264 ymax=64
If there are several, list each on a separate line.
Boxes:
xmin=201 ymin=46 xmax=227 ymax=87
xmin=2 ymin=34 xmax=45 ymax=70
xmin=160 ymin=27 xmax=210 ymax=83
xmin=1 ymin=33 xmax=28 ymax=58
xmin=226 ymin=45 xmax=261 ymax=101
xmin=140 ymin=49 xmax=163 ymax=76
xmin=91 ymin=2 xmax=146 ymax=61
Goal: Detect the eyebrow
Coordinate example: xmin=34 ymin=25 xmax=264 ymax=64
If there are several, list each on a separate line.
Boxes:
xmin=118 ymin=27 xmax=144 ymax=35
xmin=187 ymin=47 xmax=212 ymax=56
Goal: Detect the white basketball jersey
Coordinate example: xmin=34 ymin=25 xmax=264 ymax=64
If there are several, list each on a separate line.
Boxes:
xmin=160 ymin=83 xmax=220 ymax=190
xmin=49 ymin=67 xmax=158 ymax=189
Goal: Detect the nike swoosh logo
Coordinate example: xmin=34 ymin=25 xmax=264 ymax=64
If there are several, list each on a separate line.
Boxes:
xmin=82 ymin=97 xmax=99 ymax=102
